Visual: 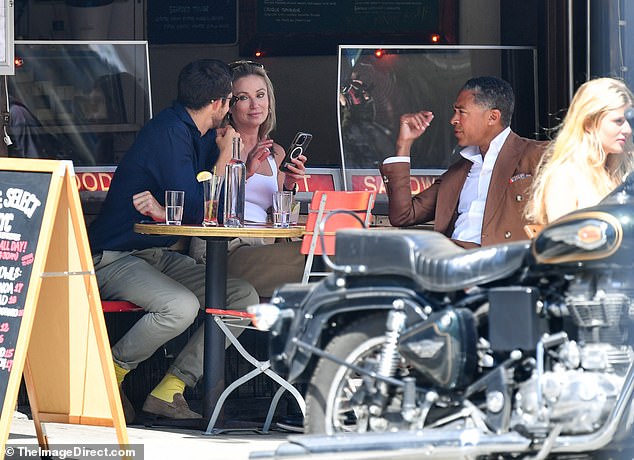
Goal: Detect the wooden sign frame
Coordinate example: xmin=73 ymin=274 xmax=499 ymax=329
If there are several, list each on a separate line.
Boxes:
xmin=0 ymin=159 xmax=127 ymax=456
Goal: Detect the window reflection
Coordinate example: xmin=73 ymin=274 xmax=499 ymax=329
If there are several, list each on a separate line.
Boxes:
xmin=6 ymin=41 xmax=151 ymax=166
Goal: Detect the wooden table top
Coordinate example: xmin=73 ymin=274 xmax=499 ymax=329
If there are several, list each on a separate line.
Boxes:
xmin=134 ymin=222 xmax=305 ymax=239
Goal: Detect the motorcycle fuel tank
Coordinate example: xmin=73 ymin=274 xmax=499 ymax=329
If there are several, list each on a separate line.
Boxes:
xmin=533 ymin=207 xmax=628 ymax=266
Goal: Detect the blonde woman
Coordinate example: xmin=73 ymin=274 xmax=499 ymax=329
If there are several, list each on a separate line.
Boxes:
xmin=190 ymin=61 xmax=306 ymax=297
xmin=526 ymin=77 xmax=634 ymax=225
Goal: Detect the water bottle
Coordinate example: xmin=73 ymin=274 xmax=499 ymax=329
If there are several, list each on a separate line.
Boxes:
xmin=223 ymin=137 xmax=246 ymax=227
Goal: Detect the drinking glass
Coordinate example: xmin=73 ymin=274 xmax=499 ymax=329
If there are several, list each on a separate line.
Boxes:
xmin=165 ymin=190 xmax=184 ymax=225
xmin=202 ymin=175 xmax=224 ymax=226
xmin=272 ymin=191 xmax=293 ymax=228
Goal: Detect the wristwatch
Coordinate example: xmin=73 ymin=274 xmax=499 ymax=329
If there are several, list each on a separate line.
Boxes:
xmin=283 ymin=183 xmax=298 ymax=195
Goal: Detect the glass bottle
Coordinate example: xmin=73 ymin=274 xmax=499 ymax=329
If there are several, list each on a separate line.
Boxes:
xmin=223 ymin=137 xmax=245 ymax=227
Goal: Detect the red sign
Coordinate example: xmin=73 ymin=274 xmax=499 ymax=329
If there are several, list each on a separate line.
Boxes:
xmin=74 ymin=170 xmax=337 ymax=193
xmin=350 ymin=175 xmax=437 ymax=195
xmin=75 ymin=171 xmax=114 ymax=192
xmin=297 ymin=174 xmax=335 ymax=192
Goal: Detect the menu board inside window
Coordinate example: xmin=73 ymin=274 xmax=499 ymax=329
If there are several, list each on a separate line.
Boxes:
xmin=0 ymin=0 xmax=14 ymax=75
xmin=240 ymin=0 xmax=457 ymax=56
xmin=148 ymin=0 xmax=237 ymax=45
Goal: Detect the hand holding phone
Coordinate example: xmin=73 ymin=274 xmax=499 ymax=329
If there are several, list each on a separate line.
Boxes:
xmin=279 ymin=132 xmax=312 ymax=173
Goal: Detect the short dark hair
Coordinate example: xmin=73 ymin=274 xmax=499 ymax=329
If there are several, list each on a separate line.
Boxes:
xmin=462 ymin=76 xmax=515 ymax=127
xmin=177 ymin=59 xmax=232 ymax=110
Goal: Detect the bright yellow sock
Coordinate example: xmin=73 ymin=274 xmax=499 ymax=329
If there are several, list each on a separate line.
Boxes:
xmin=113 ymin=362 xmax=130 ymax=386
xmin=150 ymin=373 xmax=186 ymax=403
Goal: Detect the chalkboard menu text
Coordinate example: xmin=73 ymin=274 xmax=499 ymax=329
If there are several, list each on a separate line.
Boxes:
xmin=0 ymin=159 xmax=129 ymax=454
xmin=0 ymin=171 xmax=49 ymax=410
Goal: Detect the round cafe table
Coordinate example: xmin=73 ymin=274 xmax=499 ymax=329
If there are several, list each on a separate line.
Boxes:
xmin=134 ymin=222 xmax=305 ymax=423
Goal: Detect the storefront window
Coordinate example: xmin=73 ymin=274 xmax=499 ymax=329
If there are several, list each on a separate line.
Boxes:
xmin=7 ymin=41 xmax=151 ymax=165
xmin=338 ymin=46 xmax=538 ymax=173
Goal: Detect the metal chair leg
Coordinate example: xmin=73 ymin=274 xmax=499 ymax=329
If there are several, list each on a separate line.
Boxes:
xmin=204 ymin=313 xmax=306 ymax=435
xmin=261 ymin=375 xmax=306 ymax=433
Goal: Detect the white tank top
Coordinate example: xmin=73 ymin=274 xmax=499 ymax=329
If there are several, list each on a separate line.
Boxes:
xmin=244 ymin=155 xmax=278 ymax=222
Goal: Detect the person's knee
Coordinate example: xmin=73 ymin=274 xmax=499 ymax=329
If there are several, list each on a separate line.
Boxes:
xmin=227 ymin=279 xmax=259 ymax=309
xmin=164 ymin=291 xmax=200 ymax=331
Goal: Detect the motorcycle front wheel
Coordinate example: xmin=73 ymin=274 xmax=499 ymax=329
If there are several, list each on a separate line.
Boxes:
xmin=305 ymin=312 xmax=391 ymax=435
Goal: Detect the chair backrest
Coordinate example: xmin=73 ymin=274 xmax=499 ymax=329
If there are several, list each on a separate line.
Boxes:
xmin=300 ymin=190 xmax=375 ymax=283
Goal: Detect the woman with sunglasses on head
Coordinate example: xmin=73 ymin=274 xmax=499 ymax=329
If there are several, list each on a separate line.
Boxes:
xmin=228 ymin=60 xmax=307 ymax=220
xmin=190 ymin=60 xmax=307 ymax=297
xmin=526 ymin=77 xmax=634 ymax=226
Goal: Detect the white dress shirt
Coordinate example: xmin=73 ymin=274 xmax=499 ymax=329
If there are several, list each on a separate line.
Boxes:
xmin=382 ymin=127 xmax=511 ymax=244
xmin=451 ymin=127 xmax=510 ymax=244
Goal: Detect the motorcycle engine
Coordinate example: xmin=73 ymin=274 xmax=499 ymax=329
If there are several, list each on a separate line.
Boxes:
xmin=511 ymin=272 xmax=634 ymax=434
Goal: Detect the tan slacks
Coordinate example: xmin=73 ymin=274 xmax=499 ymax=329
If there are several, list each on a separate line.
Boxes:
xmin=189 ymin=236 xmax=305 ymax=298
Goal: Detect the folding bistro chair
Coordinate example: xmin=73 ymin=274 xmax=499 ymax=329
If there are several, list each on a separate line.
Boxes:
xmin=301 ymin=190 xmax=376 ymax=284
xmin=204 ymin=308 xmax=306 ymax=434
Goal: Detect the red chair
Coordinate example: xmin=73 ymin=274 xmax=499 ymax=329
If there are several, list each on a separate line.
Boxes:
xmin=101 ymin=300 xmax=143 ymax=313
xmin=301 ymin=190 xmax=376 ymax=284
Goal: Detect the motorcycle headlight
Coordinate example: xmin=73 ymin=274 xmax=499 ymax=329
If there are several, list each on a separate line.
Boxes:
xmin=247 ymin=303 xmax=282 ymax=331
xmin=247 ymin=302 xmax=295 ymax=331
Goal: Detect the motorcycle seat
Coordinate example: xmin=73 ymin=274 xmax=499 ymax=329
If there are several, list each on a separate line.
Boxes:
xmin=334 ymin=228 xmax=531 ymax=292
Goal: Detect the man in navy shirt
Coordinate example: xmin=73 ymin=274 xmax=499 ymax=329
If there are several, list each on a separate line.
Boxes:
xmin=89 ymin=59 xmax=258 ymax=422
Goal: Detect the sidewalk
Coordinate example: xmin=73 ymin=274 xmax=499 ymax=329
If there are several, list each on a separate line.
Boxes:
xmin=7 ymin=412 xmax=291 ymax=460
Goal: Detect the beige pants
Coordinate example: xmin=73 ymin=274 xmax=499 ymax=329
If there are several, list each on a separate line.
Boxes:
xmin=94 ymin=248 xmax=258 ymax=387
xmin=189 ymin=236 xmax=305 ymax=298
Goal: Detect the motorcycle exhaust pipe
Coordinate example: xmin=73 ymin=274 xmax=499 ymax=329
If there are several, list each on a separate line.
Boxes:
xmin=251 ymin=365 xmax=634 ymax=460
xmin=250 ymin=427 xmax=615 ymax=460
xmin=250 ymin=429 xmax=534 ymax=460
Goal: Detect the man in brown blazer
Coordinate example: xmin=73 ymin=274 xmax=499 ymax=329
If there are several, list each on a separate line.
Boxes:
xmin=380 ymin=76 xmax=547 ymax=248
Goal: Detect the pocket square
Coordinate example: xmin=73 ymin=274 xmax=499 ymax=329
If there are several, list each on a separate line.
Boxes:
xmin=509 ymin=173 xmax=532 ymax=183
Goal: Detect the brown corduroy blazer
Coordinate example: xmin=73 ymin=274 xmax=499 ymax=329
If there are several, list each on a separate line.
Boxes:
xmin=379 ymin=131 xmax=548 ymax=246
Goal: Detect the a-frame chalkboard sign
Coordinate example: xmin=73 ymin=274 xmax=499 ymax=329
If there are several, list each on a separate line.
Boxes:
xmin=0 ymin=159 xmax=128 ymax=456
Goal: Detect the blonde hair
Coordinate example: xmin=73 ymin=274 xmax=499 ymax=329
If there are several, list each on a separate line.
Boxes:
xmin=229 ymin=62 xmax=277 ymax=140
xmin=526 ymin=77 xmax=634 ymax=224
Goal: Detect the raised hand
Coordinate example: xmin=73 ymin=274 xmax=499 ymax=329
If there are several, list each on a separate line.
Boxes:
xmin=245 ymin=138 xmax=275 ymax=177
xmin=395 ymin=111 xmax=434 ymax=157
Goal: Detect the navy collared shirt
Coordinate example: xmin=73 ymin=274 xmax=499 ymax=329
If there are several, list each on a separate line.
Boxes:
xmin=89 ymin=102 xmax=219 ymax=253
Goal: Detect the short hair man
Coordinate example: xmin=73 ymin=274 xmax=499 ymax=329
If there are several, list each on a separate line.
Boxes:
xmin=88 ymin=59 xmax=259 ymax=422
xmin=380 ymin=76 xmax=548 ymax=247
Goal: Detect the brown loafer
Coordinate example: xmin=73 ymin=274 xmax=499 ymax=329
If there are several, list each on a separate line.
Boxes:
xmin=119 ymin=386 xmax=136 ymax=424
xmin=142 ymin=393 xmax=202 ymax=420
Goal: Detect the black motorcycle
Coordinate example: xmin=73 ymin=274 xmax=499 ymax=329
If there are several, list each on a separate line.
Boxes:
xmin=250 ymin=173 xmax=634 ymax=459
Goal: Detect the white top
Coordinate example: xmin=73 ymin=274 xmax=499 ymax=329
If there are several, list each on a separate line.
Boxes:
xmin=244 ymin=155 xmax=278 ymax=222
xmin=451 ymin=127 xmax=510 ymax=244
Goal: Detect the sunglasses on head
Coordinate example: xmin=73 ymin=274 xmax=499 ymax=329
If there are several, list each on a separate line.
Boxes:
xmin=212 ymin=96 xmax=239 ymax=108
xmin=229 ymin=60 xmax=265 ymax=70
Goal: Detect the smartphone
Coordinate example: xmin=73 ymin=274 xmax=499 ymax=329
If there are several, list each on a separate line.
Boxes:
xmin=279 ymin=132 xmax=312 ymax=173
xmin=219 ymin=112 xmax=231 ymax=128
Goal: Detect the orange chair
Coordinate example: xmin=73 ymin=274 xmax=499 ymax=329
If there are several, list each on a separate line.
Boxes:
xmin=301 ymin=190 xmax=376 ymax=284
